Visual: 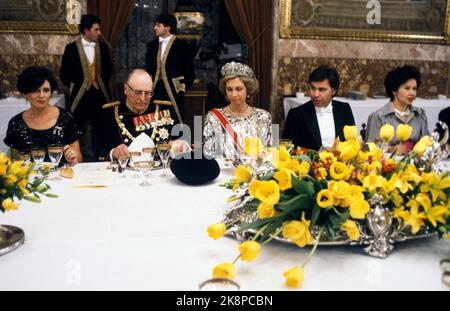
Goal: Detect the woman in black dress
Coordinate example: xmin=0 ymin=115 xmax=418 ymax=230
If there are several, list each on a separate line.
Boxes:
xmin=4 ymin=66 xmax=83 ymax=163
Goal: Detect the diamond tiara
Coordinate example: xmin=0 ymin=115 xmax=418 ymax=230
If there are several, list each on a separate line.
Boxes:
xmin=220 ymin=61 xmax=254 ymax=78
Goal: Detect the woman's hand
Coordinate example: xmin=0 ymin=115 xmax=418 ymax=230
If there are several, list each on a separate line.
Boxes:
xmin=63 ymin=144 xmax=79 ymax=164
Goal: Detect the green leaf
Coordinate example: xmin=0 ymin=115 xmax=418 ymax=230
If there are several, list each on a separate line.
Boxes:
xmin=292 ymin=178 xmax=315 ymax=196
xmin=238 ymin=218 xmax=274 ymax=233
xmin=227 ymin=195 xmax=238 ymax=203
xmin=44 ymin=193 xmax=58 ymax=198
xmin=296 ymin=154 xmax=311 ymax=164
xmin=260 ymin=218 xmax=285 ymax=240
xmin=311 ymin=204 xmax=321 ymax=225
xmin=24 ymin=196 xmax=41 ymax=203
xmin=260 ymin=172 xmax=274 ymax=181
xmin=278 ymin=194 xmax=311 ymax=213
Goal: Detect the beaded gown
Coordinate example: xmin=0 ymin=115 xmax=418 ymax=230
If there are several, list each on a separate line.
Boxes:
xmin=4 ymin=107 xmax=82 ymax=155
xmin=203 ymin=107 xmax=272 ymax=159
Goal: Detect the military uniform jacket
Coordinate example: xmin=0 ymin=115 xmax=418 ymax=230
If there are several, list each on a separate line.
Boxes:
xmin=98 ymin=101 xmax=175 ymax=160
xmin=60 ymin=37 xmax=112 ymax=113
xmin=145 ymin=36 xmax=195 ymax=124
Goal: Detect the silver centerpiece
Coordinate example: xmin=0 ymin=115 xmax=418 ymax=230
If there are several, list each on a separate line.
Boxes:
xmin=0 ymin=225 xmax=25 ymax=256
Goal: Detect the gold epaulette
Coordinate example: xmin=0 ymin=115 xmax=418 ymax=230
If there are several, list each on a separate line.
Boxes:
xmin=102 ymin=101 xmax=121 ymax=109
xmin=154 ymin=100 xmax=172 ymax=106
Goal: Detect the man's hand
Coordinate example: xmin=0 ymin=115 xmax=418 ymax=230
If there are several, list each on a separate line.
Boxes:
xmin=112 ymin=144 xmax=130 ymax=159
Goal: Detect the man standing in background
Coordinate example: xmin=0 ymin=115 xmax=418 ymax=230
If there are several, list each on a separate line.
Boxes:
xmin=60 ymin=14 xmax=112 ymax=161
xmin=145 ymin=13 xmax=195 ymax=127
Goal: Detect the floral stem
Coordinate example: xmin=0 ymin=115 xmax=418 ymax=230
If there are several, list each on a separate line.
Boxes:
xmin=301 ymin=227 xmax=324 ymax=269
xmin=232 ymin=254 xmax=241 ymax=265
xmin=261 ymin=227 xmax=284 ymax=246
xmin=252 ymin=223 xmax=269 ymax=241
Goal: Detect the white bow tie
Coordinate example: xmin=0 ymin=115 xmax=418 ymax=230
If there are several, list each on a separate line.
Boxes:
xmin=315 ymin=105 xmax=333 ymax=114
xmin=83 ymin=42 xmax=96 ymax=48
xmin=159 ymin=37 xmax=170 ymax=44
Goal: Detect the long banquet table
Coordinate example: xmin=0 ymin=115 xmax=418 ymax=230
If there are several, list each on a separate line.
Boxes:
xmin=0 ymin=161 xmax=449 ymax=291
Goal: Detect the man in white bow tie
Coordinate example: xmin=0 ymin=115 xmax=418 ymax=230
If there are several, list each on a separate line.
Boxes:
xmin=145 ymin=14 xmax=195 ymax=127
xmin=283 ymin=65 xmax=356 ymax=150
xmin=60 ymin=14 xmax=113 ymax=161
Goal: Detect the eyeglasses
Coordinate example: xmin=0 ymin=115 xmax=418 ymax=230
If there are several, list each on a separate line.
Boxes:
xmin=126 ymin=83 xmax=153 ymax=97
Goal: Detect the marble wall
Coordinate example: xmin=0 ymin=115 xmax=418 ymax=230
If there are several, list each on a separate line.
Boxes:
xmin=0 ymin=0 xmax=86 ymax=96
xmin=271 ymin=0 xmax=450 ymax=124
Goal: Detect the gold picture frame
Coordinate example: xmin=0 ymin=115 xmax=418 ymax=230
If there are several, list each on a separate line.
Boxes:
xmin=0 ymin=0 xmax=79 ymax=35
xmin=280 ymin=0 xmax=450 ymax=44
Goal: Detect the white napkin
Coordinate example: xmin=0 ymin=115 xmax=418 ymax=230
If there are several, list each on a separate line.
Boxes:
xmin=128 ymin=133 xmax=155 ymax=151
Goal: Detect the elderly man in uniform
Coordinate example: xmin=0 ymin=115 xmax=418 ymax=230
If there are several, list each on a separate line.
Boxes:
xmin=100 ymin=69 xmax=189 ymax=160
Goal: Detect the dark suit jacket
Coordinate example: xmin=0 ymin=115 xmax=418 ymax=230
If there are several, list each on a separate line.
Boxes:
xmin=60 ymin=38 xmax=112 ymax=113
xmin=145 ymin=37 xmax=194 ymax=124
xmin=283 ymin=100 xmax=356 ymax=150
xmin=439 ymin=106 xmax=450 ymax=129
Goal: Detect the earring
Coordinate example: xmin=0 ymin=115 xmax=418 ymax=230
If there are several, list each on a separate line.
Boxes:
xmin=246 ymin=94 xmax=251 ymax=100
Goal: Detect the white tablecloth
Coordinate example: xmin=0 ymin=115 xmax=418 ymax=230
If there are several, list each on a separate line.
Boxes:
xmin=0 ymin=95 xmax=66 ymax=152
xmin=283 ymin=97 xmax=450 ymax=134
xmin=0 ymin=162 xmax=449 ymax=290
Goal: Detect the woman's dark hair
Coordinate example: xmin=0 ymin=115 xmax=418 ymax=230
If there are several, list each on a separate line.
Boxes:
xmin=79 ymin=14 xmax=101 ymax=34
xmin=17 ymin=66 xmax=58 ymax=94
xmin=384 ymin=65 xmax=421 ymax=101
xmin=309 ymin=65 xmax=340 ymax=96
xmin=155 ymin=14 xmax=177 ymax=34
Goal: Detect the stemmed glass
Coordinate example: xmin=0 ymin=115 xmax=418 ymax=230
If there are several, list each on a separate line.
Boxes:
xmin=30 ymin=148 xmax=46 ymax=169
xmin=279 ymin=138 xmax=294 ymax=153
xmin=130 ymin=151 xmax=143 ymax=179
xmin=117 ymin=154 xmax=130 ymax=178
xmin=142 ymin=146 xmax=156 ymax=179
xmin=47 ymin=144 xmax=64 ymax=181
xmin=156 ymin=143 xmax=171 ymax=178
xmin=199 ymin=278 xmax=240 ymax=291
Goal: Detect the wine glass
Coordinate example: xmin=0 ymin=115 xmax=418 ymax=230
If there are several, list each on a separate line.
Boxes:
xmin=142 ymin=146 xmax=156 ymax=179
xmin=156 ymin=143 xmax=171 ymax=178
xmin=47 ymin=144 xmax=64 ymax=181
xmin=279 ymin=139 xmax=294 ymax=153
xmin=30 ymin=148 xmax=46 ymax=169
xmin=130 ymin=151 xmax=143 ymax=179
xmin=117 ymin=154 xmax=129 ymax=178
xmin=199 ymin=278 xmax=240 ymax=291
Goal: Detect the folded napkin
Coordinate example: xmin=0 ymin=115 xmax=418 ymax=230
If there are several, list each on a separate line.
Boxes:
xmin=128 ymin=132 xmax=155 ymax=151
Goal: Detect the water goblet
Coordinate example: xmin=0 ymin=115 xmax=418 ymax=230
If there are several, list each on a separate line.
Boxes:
xmin=117 ymin=154 xmax=130 ymax=178
xmin=30 ymin=148 xmax=46 ymax=169
xmin=47 ymin=144 xmax=64 ymax=181
xmin=142 ymin=146 xmax=156 ymax=179
xmin=130 ymin=151 xmax=143 ymax=179
xmin=156 ymin=143 xmax=171 ymax=178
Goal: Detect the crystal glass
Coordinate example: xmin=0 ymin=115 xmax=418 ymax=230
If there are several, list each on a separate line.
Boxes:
xmin=47 ymin=144 xmax=64 ymax=181
xmin=156 ymin=143 xmax=171 ymax=178
xmin=279 ymin=138 xmax=294 ymax=153
xmin=30 ymin=148 xmax=46 ymax=169
xmin=142 ymin=146 xmax=156 ymax=179
xmin=117 ymin=154 xmax=129 ymax=178
xmin=199 ymin=278 xmax=240 ymax=291
xmin=130 ymin=151 xmax=143 ymax=179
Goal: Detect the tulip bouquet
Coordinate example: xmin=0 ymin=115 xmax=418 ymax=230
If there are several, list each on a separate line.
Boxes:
xmin=207 ymin=125 xmax=450 ymax=288
xmin=1 ymin=152 xmax=55 ymax=214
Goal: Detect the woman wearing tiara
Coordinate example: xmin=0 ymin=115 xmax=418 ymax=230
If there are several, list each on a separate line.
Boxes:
xmin=203 ymin=61 xmax=272 ymax=160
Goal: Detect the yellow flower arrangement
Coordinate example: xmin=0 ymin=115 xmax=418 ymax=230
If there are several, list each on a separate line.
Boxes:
xmin=0 ymin=152 xmax=55 ymax=214
xmin=208 ymin=125 xmax=450 ymax=289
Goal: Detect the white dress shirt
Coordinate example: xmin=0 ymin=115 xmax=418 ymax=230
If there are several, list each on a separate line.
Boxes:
xmin=81 ymin=37 xmax=96 ymax=64
xmin=315 ymin=101 xmax=335 ymax=148
xmin=159 ymin=35 xmax=173 ymax=60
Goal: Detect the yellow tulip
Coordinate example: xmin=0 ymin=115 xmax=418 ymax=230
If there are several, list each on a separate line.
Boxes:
xmin=238 ymin=241 xmax=261 ymax=262
xmin=349 ymin=200 xmax=370 ymax=219
xmin=329 ymin=161 xmax=350 ymax=180
xmin=0 ymin=152 xmax=10 ymax=164
xmin=379 ymin=124 xmax=395 ymax=142
xmin=234 ymin=165 xmax=251 ymax=183
xmin=207 ymin=223 xmax=227 ymax=240
xmin=282 ymin=214 xmax=313 ymax=247
xmin=363 ymin=172 xmax=386 ymax=192
xmin=288 ymin=159 xmax=310 ymax=177
xmin=248 ymin=180 xmax=262 ymax=197
xmin=337 ymin=139 xmax=360 ymax=162
xmin=257 ymin=202 xmax=275 ymax=219
xmin=274 ymin=168 xmax=293 ymax=191
xmin=212 ymin=262 xmax=236 ymax=279
xmin=396 ymin=124 xmax=413 ymax=142
xmin=413 ymin=136 xmax=433 ymax=156
xmin=2 ymin=198 xmax=18 ymax=211
xmin=254 ymin=180 xmax=280 ymax=205
xmin=343 ymin=125 xmax=358 ymax=141
xmin=244 ymin=137 xmax=262 ymax=158
xmin=319 ymin=151 xmax=337 ymax=165
xmin=341 ymin=220 xmax=360 ymax=240
xmin=0 ymin=163 xmax=7 ymax=176
xmin=316 ymin=189 xmax=334 ymax=208
xmin=283 ymin=266 xmax=305 ymax=288
xmin=328 ymin=180 xmax=350 ymax=200
xmin=271 ymin=146 xmax=291 ymax=170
